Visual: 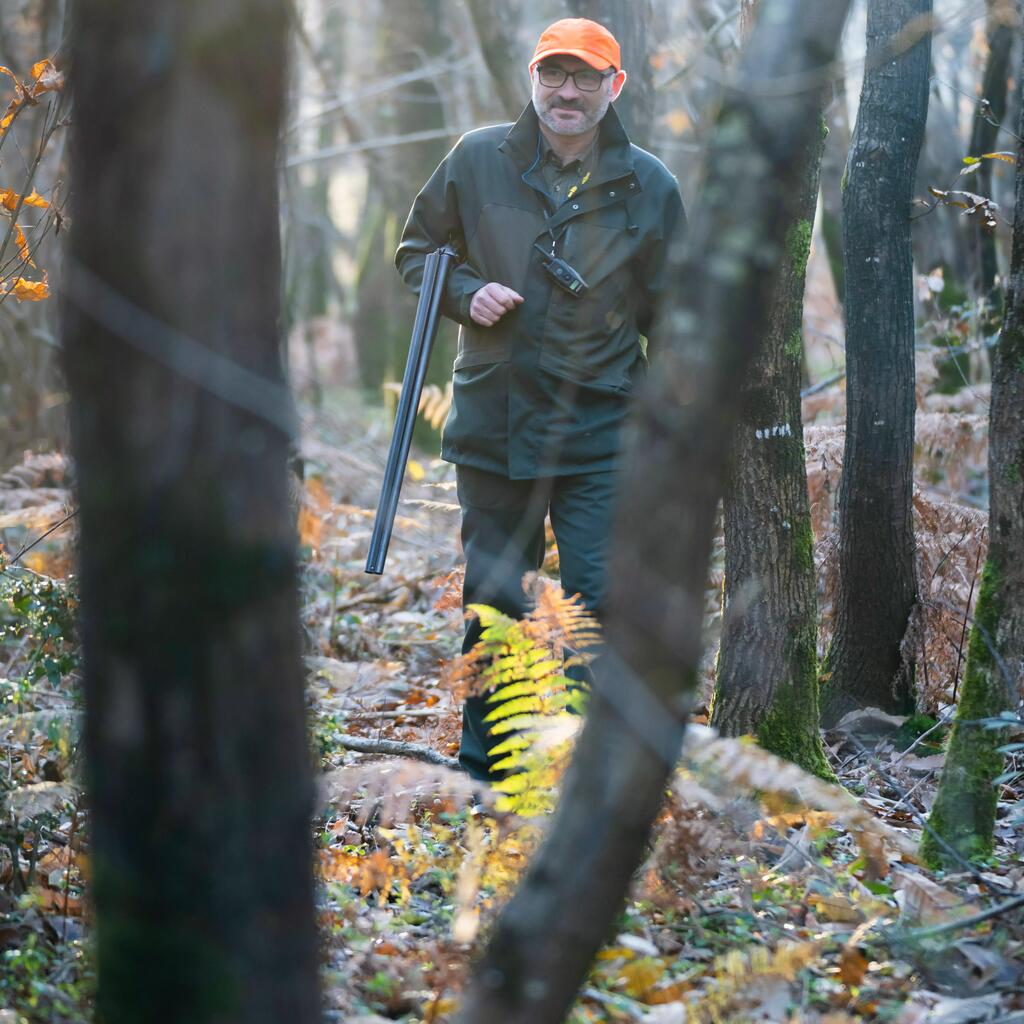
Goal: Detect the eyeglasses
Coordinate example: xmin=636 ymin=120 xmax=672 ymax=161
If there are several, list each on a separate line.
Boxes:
xmin=536 ymin=65 xmax=615 ymax=92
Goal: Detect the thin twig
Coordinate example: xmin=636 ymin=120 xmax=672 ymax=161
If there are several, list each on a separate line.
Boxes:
xmin=952 ymin=546 xmax=983 ymax=702
xmin=346 ymin=708 xmax=447 ymax=721
xmin=7 ymin=509 xmax=77 ymax=567
xmin=896 ymin=893 xmax=1024 ymax=943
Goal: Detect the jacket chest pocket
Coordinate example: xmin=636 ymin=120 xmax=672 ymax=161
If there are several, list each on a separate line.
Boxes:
xmin=540 ymin=209 xmax=642 ymax=389
xmin=558 ymin=204 xmax=636 ymax=287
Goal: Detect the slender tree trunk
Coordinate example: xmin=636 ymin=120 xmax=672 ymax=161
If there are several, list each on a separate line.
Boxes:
xmin=822 ymin=0 xmax=931 ymax=725
xmin=567 ymin=0 xmax=655 ymax=148
xmin=64 ymin=3 xmax=320 ymax=1021
xmin=821 ymin=74 xmax=850 ymax=306
xmin=922 ymin=41 xmax=1024 ymax=868
xmin=712 ymin=105 xmax=833 ymax=779
xmin=913 ymin=80 xmax=971 ymax=292
xmin=967 ymin=0 xmax=1016 ymax=337
xmin=353 ymin=0 xmax=453 ymax=397
xmin=456 ymin=3 xmax=852 ymax=1022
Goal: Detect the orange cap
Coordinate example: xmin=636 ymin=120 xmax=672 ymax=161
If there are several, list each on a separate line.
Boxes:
xmin=529 ymin=18 xmax=621 ymax=73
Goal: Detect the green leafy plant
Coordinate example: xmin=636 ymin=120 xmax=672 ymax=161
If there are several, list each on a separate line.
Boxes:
xmin=452 ymin=584 xmax=599 ymax=815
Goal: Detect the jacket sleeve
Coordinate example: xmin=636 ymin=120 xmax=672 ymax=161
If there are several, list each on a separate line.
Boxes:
xmin=638 ymin=181 xmax=687 ymax=356
xmin=395 ymin=139 xmax=488 ymax=327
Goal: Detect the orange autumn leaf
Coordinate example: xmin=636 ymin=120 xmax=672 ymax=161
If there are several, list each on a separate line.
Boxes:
xmin=297 ymin=504 xmax=324 ymax=550
xmin=29 ymin=59 xmax=63 ymax=96
xmin=8 ymin=274 xmax=49 ymax=301
xmin=14 ymin=223 xmax=35 ymax=267
xmin=0 ymin=187 xmax=49 ymax=211
xmin=0 ymin=99 xmax=20 ymax=132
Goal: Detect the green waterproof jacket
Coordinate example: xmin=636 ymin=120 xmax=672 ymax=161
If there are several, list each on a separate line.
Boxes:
xmin=396 ymin=103 xmax=686 ymax=479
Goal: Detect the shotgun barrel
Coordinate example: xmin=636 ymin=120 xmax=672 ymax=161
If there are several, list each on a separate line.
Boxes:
xmin=365 ymin=245 xmax=458 ymax=575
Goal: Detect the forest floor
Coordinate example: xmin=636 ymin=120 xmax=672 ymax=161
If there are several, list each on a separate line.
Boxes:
xmin=0 ymin=336 xmax=1023 ymax=1022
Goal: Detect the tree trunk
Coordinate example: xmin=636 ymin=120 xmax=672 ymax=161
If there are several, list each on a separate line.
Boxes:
xmin=456 ymin=3 xmax=852 ymax=1022
xmin=353 ymin=0 xmax=454 ymax=402
xmin=567 ymin=0 xmax=655 ymax=149
xmin=64 ymin=3 xmax=320 ymax=1021
xmin=822 ymin=0 xmax=931 ymax=725
xmin=967 ymin=0 xmax=1016 ymax=338
xmin=712 ymin=108 xmax=833 ymax=779
xmin=922 ymin=41 xmax=1024 ymax=868
xmin=466 ymin=0 xmax=528 ymax=120
xmin=821 ymin=73 xmax=850 ymax=306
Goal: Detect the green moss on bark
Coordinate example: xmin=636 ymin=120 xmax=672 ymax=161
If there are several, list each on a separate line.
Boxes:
xmin=793 ymin=513 xmax=814 ymax=575
xmin=755 ymin=628 xmax=836 ymax=781
xmin=921 ymin=558 xmax=1006 ymax=868
xmin=785 ymin=330 xmax=804 ymax=361
xmin=786 ymin=219 xmax=812 ymax=272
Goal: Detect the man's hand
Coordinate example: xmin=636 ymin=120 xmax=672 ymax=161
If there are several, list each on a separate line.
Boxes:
xmin=469 ymin=283 xmax=524 ymax=327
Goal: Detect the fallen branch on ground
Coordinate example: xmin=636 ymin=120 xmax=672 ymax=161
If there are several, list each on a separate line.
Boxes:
xmin=337 ymin=734 xmax=460 ymax=770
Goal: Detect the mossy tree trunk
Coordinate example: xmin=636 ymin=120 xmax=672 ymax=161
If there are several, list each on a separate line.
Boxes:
xmin=712 ymin=118 xmax=833 ymax=779
xmin=711 ymin=4 xmax=831 ymax=779
xmin=822 ymin=0 xmax=931 ymax=725
xmin=64 ymin=2 xmax=320 ymax=1020
xmin=922 ymin=51 xmax=1024 ymax=869
xmin=456 ymin=3 xmax=852 ymax=1021
xmin=567 ymin=0 xmax=655 ymax=149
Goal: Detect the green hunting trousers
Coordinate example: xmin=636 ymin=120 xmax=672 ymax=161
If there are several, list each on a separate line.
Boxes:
xmin=456 ymin=464 xmax=618 ymax=780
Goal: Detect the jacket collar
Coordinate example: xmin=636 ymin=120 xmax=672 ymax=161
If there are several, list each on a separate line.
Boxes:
xmin=499 ymin=102 xmax=635 ymax=183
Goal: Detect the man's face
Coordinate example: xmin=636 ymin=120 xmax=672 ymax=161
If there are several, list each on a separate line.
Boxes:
xmin=531 ymin=55 xmax=622 ymax=137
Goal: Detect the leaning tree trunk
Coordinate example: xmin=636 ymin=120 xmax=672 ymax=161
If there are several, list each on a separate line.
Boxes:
xmin=822 ymin=0 xmax=931 ymax=725
xmin=821 ymin=72 xmax=850 ymax=306
xmin=456 ymin=3 xmax=852 ymax=1022
xmin=967 ymin=0 xmax=1016 ymax=339
xmin=712 ymin=103 xmax=833 ymax=779
xmin=922 ymin=41 xmax=1024 ymax=869
xmin=567 ymin=0 xmax=655 ymax=149
xmin=64 ymin=3 xmax=320 ymax=1021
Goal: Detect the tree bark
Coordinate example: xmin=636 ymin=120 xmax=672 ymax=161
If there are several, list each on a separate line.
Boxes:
xmin=64 ymin=2 xmax=320 ymax=1021
xmin=922 ymin=37 xmax=1024 ymax=868
xmin=712 ymin=105 xmax=833 ymax=779
xmin=353 ymin=0 xmax=454 ymax=396
xmin=821 ymin=73 xmax=850 ymax=305
xmin=466 ymin=0 xmax=528 ymax=121
xmin=456 ymin=3 xmax=852 ymax=1022
xmin=567 ymin=0 xmax=655 ymax=149
xmin=967 ymin=0 xmax=1016 ymax=337
xmin=822 ymin=0 xmax=931 ymax=725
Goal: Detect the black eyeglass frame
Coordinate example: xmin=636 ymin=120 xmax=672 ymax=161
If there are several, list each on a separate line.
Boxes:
xmin=535 ymin=64 xmax=616 ymax=92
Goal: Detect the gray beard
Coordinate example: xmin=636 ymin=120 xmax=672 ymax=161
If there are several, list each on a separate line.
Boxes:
xmin=532 ymin=95 xmax=610 ymax=136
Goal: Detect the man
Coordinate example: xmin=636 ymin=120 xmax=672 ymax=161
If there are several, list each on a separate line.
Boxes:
xmin=396 ymin=18 xmax=686 ymax=780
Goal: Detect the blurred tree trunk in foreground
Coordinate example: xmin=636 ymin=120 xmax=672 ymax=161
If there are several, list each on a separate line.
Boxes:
xmin=567 ymin=0 xmax=655 ymax=148
xmin=456 ymin=2 xmax=852 ymax=1021
xmin=64 ymin=2 xmax=320 ymax=1021
xmin=712 ymin=1 xmax=832 ymax=779
xmin=822 ymin=0 xmax=931 ymax=725
xmin=922 ymin=43 xmax=1024 ymax=868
